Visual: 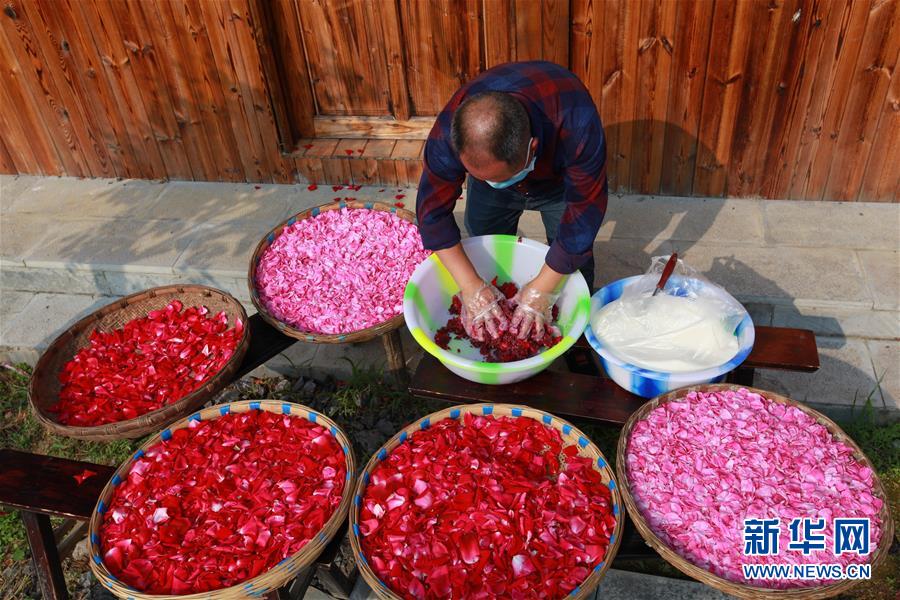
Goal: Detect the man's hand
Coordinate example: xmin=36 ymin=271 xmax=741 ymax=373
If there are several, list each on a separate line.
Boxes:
xmin=460 ymin=281 xmax=508 ymax=341
xmin=510 ymin=264 xmax=564 ymax=340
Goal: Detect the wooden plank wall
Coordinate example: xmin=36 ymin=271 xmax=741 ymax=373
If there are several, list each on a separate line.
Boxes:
xmin=570 ymin=0 xmax=900 ymax=201
xmin=0 ymin=0 xmax=897 ymax=201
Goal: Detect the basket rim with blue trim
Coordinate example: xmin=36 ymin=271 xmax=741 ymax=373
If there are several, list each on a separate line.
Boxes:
xmin=248 ymin=200 xmax=419 ymax=344
xmin=348 ymin=402 xmax=624 ymax=600
xmin=615 ymin=383 xmax=895 ymax=600
xmin=88 ymin=399 xmax=357 ymax=600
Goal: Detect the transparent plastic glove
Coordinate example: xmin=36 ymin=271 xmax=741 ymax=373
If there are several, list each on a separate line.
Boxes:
xmin=460 ymin=281 xmax=508 ymax=341
xmin=511 ymin=284 xmax=560 ymax=340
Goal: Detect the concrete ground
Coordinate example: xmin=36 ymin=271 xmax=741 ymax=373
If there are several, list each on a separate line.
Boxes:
xmin=1 ymin=174 xmax=898 ymax=419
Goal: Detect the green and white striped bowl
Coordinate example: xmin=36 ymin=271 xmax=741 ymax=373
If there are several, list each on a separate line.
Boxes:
xmin=403 ymin=235 xmax=591 ymax=385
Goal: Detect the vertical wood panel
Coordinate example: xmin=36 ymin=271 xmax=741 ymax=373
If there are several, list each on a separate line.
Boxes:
xmin=514 ymin=0 xmax=543 ymax=60
xmin=859 ymin=66 xmax=900 ymax=201
xmin=800 ymin=0 xmax=871 ymax=199
xmin=660 ymin=0 xmax=714 ymax=196
xmin=693 ymin=0 xmax=753 ymax=197
xmin=296 ymin=0 xmax=392 ymax=116
xmin=595 ymin=0 xmax=622 ymax=193
xmin=763 ymin=0 xmax=834 ymax=199
xmin=40 ymin=0 xmax=134 ymax=178
xmin=726 ymin=0 xmax=801 ymax=198
xmin=824 ymin=0 xmax=900 ymax=200
xmin=172 ymin=0 xmax=246 ymax=181
xmin=541 ymin=0 xmax=569 ymax=66
xmin=0 ymin=1 xmax=87 ymax=176
xmin=74 ymin=0 xmax=168 ymax=178
xmin=399 ymin=0 xmax=483 ymax=115
xmin=264 ymin=0 xmax=316 ymax=140
xmin=483 ymin=0 xmax=515 ymax=67
xmin=0 ymin=51 xmax=49 ymax=174
xmin=14 ymin=0 xmax=115 ymax=178
xmin=611 ymin=0 xmax=641 ymax=193
xmin=141 ymin=1 xmax=217 ymax=180
xmin=628 ymin=0 xmax=677 ymax=194
xmin=225 ymin=0 xmax=292 ymax=182
xmin=0 ymin=134 xmax=16 ymax=174
xmin=104 ymin=0 xmax=194 ymax=179
xmin=377 ymin=0 xmax=413 ymax=121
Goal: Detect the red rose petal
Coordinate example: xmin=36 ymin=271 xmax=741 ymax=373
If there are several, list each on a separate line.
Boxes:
xmin=307 ymin=184 xmax=318 ymax=191
xmin=359 ymin=415 xmax=613 ymax=599
xmin=73 ymin=469 xmax=97 ymax=485
xmin=395 ymin=194 xmax=405 ymax=200
xmin=100 ymin=411 xmax=346 ymax=595
xmin=52 ymin=301 xmax=242 ymax=426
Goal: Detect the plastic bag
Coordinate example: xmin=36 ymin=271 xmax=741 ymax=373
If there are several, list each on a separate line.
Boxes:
xmin=591 ymin=255 xmax=746 ymax=371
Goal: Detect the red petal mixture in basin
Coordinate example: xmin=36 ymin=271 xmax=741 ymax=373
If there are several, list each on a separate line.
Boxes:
xmin=255 ymin=207 xmax=430 ymax=334
xmin=52 ymin=300 xmax=243 ymax=426
xmin=434 ymin=278 xmax=562 ymax=363
xmin=626 ymin=388 xmax=883 ymax=588
xmin=359 ymin=413 xmax=616 ymax=599
xmin=101 ymin=410 xmax=347 ymax=595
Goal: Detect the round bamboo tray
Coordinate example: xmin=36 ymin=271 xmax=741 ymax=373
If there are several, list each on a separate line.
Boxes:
xmin=248 ymin=200 xmax=419 ymax=344
xmin=29 ymin=285 xmax=250 ymax=441
xmin=615 ymin=383 xmax=895 ymax=600
xmin=89 ymin=399 xmax=356 ymax=600
xmin=349 ymin=403 xmax=624 ymax=600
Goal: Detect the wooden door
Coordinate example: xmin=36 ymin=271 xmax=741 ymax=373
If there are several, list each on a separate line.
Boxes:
xmin=262 ymin=0 xmax=571 ymax=147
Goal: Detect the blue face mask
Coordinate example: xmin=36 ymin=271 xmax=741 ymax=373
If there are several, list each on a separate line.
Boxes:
xmin=485 ymin=139 xmax=536 ymax=189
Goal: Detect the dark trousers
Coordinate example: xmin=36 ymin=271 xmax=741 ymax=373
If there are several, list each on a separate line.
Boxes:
xmin=463 ymin=176 xmax=596 ymax=291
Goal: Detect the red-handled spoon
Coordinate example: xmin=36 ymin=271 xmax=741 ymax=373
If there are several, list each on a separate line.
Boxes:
xmin=652 ymin=253 xmax=678 ymax=296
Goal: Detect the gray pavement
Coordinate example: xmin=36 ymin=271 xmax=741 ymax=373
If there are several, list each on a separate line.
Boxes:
xmin=1 ymin=174 xmax=898 ymax=417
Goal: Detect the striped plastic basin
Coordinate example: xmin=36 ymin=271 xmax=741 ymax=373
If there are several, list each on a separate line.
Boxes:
xmin=584 ymin=275 xmax=755 ymax=398
xmin=403 ymin=235 xmax=591 ymax=385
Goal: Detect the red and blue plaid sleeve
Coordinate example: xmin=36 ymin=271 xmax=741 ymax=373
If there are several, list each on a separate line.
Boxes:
xmin=545 ymin=105 xmax=608 ymax=275
xmin=415 ymin=106 xmax=466 ymax=251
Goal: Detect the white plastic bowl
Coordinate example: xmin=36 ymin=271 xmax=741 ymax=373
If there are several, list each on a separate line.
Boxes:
xmin=403 ymin=235 xmax=591 ymax=385
xmin=584 ymin=275 xmax=755 ymax=397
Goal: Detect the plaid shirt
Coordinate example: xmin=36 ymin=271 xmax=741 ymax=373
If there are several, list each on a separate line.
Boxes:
xmin=415 ymin=61 xmax=608 ymax=275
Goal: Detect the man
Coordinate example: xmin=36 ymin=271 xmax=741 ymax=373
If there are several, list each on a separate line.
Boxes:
xmin=415 ymin=61 xmax=608 ymax=342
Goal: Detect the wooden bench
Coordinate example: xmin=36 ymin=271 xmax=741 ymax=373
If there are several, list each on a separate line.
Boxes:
xmin=410 ymin=325 xmax=819 ymax=425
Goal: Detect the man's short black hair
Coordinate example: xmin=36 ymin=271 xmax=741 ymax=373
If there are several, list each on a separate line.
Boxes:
xmin=450 ymin=91 xmax=530 ymax=166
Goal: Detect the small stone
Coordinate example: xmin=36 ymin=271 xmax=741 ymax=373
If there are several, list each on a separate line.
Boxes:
xmin=291 ymin=376 xmax=308 ymax=392
xmin=376 ymin=418 xmax=396 ymax=436
xmin=274 ymin=378 xmax=291 ymax=393
xmin=301 ymin=380 xmax=317 ymax=396
xmin=357 ymin=430 xmax=383 ymax=455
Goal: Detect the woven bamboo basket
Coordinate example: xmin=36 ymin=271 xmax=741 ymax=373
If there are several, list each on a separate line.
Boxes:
xmin=88 ymin=399 xmax=357 ymax=600
xmin=349 ymin=403 xmax=625 ymax=600
xmin=615 ymin=383 xmax=895 ymax=600
xmin=29 ymin=285 xmax=250 ymax=441
xmin=248 ymin=200 xmax=419 ymax=344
